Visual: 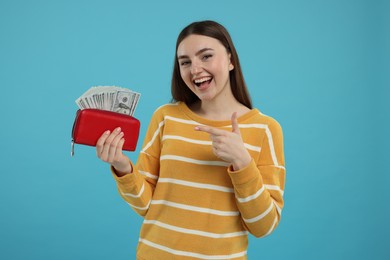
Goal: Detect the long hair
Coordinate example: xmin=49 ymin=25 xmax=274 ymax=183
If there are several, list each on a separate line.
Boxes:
xmin=171 ymin=20 xmax=253 ymax=109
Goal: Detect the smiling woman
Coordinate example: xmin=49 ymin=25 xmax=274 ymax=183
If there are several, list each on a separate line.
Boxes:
xmin=172 ymin=20 xmax=252 ymax=112
xmin=177 ymin=35 xmax=234 ymax=108
xmin=95 ymin=20 xmax=286 ymax=259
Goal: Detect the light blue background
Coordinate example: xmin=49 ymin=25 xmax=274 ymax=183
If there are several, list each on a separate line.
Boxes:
xmin=1 ymin=0 xmax=388 ymax=259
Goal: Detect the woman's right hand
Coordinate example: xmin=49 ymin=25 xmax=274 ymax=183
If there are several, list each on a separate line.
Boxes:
xmin=96 ymin=127 xmax=132 ymax=175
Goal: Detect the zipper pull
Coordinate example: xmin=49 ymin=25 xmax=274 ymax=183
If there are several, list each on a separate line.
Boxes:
xmin=71 ymin=140 xmax=75 ymax=157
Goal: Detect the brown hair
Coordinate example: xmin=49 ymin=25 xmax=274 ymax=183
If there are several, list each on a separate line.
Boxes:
xmin=171 ymin=20 xmax=253 ymax=109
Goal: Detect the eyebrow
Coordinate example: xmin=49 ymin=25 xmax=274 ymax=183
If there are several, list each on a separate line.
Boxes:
xmin=177 ymin=48 xmax=214 ymax=60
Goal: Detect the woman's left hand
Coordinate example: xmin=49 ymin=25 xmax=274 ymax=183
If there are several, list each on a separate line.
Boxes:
xmin=195 ymin=112 xmax=252 ymax=171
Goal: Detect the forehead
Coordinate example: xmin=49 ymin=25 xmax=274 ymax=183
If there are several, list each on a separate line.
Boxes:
xmin=177 ymin=34 xmax=225 ymax=56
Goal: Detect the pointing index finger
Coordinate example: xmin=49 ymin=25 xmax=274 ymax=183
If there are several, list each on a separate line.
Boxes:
xmin=195 ymin=125 xmax=223 ymax=135
xmin=231 ymin=112 xmax=241 ymax=134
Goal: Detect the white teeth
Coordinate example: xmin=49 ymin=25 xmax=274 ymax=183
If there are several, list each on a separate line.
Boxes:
xmin=194 ymin=77 xmax=212 ymax=84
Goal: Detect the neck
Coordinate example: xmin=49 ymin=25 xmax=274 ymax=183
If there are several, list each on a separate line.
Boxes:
xmin=192 ymin=96 xmax=249 ymax=121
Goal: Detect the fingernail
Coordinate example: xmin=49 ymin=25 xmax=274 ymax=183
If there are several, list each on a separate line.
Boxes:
xmin=116 ymin=127 xmax=121 ymax=132
xmin=105 ymin=130 xmax=110 ymax=135
xmin=194 ymin=126 xmax=200 ymax=131
xmin=120 ymin=132 xmax=124 ymax=136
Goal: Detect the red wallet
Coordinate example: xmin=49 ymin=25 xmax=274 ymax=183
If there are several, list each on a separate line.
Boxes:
xmin=71 ymin=109 xmax=140 ymax=156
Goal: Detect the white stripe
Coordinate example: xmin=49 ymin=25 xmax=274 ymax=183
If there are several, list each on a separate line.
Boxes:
xmin=155 ymin=103 xmax=178 ymax=112
xmin=237 ymin=123 xmax=268 ymax=129
xmin=139 ymin=170 xmax=158 ymax=180
xmin=121 ymin=183 xmax=144 ymax=198
xmin=238 ymin=121 xmax=283 ymax=169
xmin=165 ymin=115 xmax=198 ymax=125
xmin=158 ymin=178 xmax=233 ymax=193
xmin=243 ymin=203 xmax=274 ymax=223
xmin=264 ymin=126 xmax=279 ymax=168
xmin=139 ymin=238 xmax=247 ymax=259
xmin=267 ymin=217 xmax=278 ymax=234
xmin=140 ymin=150 xmax=152 ymax=157
xmin=151 ymin=200 xmax=239 ymax=216
xmin=141 ymin=120 xmax=165 ymax=152
xmin=161 ymin=155 xmax=229 ymax=167
xmin=265 ymin=184 xmax=284 ymax=196
xmin=275 ymin=165 xmax=286 ymax=170
xmin=126 ymin=200 xmax=150 ymax=211
xmin=143 ymin=220 xmax=248 ymax=238
xmin=244 ymin=143 xmax=261 ymax=152
xmin=274 ymin=201 xmax=282 ymax=216
xmin=236 ymin=186 xmax=265 ymax=203
xmin=259 ymin=217 xmax=278 ymax=238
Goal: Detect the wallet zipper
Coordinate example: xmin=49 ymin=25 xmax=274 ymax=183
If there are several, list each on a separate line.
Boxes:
xmin=71 ymin=139 xmax=75 ymax=157
xmin=71 ymin=110 xmax=80 ymax=157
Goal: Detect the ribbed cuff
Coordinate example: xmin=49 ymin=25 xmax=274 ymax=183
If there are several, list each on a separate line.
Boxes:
xmin=228 ymin=159 xmax=260 ymax=186
xmin=111 ymin=161 xmax=138 ymax=188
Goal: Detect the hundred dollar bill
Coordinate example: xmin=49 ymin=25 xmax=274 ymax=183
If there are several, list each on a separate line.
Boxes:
xmin=112 ymin=90 xmax=134 ymax=115
xmin=110 ymin=86 xmax=141 ymax=116
xmin=75 ymin=86 xmax=140 ymax=116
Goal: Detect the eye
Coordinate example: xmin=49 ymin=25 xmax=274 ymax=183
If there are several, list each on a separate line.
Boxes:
xmin=202 ymin=54 xmax=213 ymax=61
xmin=179 ymin=60 xmax=191 ymax=66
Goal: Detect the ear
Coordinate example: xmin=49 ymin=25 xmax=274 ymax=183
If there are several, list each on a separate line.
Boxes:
xmin=228 ymin=53 xmax=234 ymax=71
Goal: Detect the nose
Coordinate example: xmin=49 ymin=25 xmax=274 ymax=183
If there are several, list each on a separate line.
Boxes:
xmin=190 ymin=61 xmax=202 ymax=75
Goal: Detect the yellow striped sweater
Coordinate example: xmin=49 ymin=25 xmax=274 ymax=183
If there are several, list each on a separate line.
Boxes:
xmin=112 ymin=102 xmax=286 ymax=259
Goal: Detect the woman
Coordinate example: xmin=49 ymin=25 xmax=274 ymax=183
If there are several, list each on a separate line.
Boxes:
xmin=97 ymin=20 xmax=285 ymax=259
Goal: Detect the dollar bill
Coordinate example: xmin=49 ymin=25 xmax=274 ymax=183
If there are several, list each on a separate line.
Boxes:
xmin=75 ymin=86 xmax=140 ymax=116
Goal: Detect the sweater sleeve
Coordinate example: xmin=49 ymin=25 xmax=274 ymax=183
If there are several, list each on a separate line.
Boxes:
xmin=228 ymin=118 xmax=286 ymax=238
xmin=111 ymin=109 xmax=164 ymax=217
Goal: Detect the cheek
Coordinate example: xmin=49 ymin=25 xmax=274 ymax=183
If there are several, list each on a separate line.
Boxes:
xmin=212 ymin=59 xmax=229 ymax=74
xmin=180 ymin=69 xmax=192 ymax=85
xmin=220 ymin=59 xmax=232 ymax=71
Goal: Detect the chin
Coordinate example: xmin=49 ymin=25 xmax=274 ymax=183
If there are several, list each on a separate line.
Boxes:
xmin=197 ymin=94 xmax=214 ymax=101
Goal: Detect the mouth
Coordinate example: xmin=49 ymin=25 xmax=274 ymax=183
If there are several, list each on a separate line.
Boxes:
xmin=193 ymin=76 xmax=213 ymax=88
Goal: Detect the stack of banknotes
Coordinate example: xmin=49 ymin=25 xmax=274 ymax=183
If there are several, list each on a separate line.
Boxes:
xmin=75 ymin=86 xmax=141 ymax=116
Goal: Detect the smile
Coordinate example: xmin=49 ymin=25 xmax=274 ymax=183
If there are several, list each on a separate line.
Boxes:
xmin=193 ymin=76 xmax=213 ymax=87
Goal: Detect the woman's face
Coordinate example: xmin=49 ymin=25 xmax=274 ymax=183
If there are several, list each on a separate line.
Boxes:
xmin=177 ymin=34 xmax=234 ymax=102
